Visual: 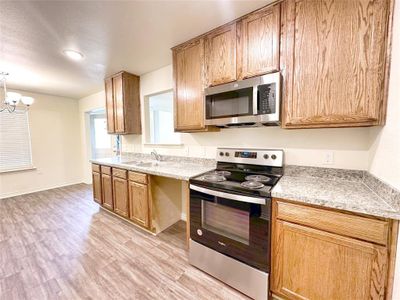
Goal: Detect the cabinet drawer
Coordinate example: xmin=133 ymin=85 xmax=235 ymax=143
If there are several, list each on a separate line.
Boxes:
xmin=275 ymin=200 xmax=389 ymax=246
xmin=113 ymin=168 xmax=127 ymax=179
xmin=92 ymin=164 xmax=100 ymax=173
xmin=128 ymin=171 xmax=147 ymax=184
xmin=101 ymin=166 xmax=112 ymax=175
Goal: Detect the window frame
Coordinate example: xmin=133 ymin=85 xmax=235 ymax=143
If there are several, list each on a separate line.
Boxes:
xmin=144 ymin=89 xmax=182 ymax=146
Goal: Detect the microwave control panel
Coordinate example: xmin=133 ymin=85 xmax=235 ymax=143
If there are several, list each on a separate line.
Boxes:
xmin=258 ymin=83 xmax=276 ymax=115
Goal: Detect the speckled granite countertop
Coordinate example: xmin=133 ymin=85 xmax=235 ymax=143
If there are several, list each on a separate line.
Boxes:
xmin=91 ymin=154 xmax=400 ymax=220
xmin=272 ymin=166 xmax=400 ymax=220
xmin=90 ymin=153 xmax=215 ymax=181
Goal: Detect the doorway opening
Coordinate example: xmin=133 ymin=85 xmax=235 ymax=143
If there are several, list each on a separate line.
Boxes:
xmin=89 ymin=109 xmax=116 ymax=159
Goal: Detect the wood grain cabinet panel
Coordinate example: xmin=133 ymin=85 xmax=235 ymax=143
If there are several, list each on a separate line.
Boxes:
xmin=128 ymin=181 xmax=150 ymax=228
xmin=112 ymin=168 xmax=127 ymax=179
xmin=281 ymin=0 xmax=391 ymax=128
xmin=101 ymin=173 xmax=113 ymax=210
xmin=275 ymin=200 xmax=389 ymax=245
xmin=173 ymin=39 xmax=207 ymax=131
xmin=101 ymin=165 xmax=112 ymax=175
xmin=104 ymin=71 xmax=141 ymax=134
xmin=92 ymin=164 xmax=100 ymax=173
xmin=92 ymin=171 xmax=102 ymax=205
xmin=113 ymin=73 xmax=125 ymax=133
xmin=128 ymin=171 xmax=147 ymax=184
xmin=272 ymin=220 xmax=387 ymax=300
xmin=104 ymin=77 xmax=115 ymax=133
xmin=113 ymin=177 xmax=129 ymax=218
xmin=237 ymin=3 xmax=280 ymax=79
xmin=205 ymin=23 xmax=237 ymax=86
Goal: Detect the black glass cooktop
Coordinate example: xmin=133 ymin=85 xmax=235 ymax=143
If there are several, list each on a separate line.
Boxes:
xmin=190 ymin=162 xmax=283 ymax=198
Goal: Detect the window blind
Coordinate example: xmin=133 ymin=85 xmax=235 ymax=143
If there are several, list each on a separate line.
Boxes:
xmin=0 ymin=110 xmax=33 ymax=172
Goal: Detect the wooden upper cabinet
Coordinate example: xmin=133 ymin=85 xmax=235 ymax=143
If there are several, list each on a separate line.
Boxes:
xmin=272 ymin=220 xmax=387 ymax=299
xmin=237 ymin=3 xmax=280 ymax=79
xmin=281 ymin=0 xmax=391 ymax=128
xmin=173 ymin=39 xmax=207 ymax=131
xmin=113 ymin=73 xmax=125 ymax=133
xmin=104 ymin=71 xmax=141 ymax=134
xmin=104 ymin=77 xmax=115 ymax=133
xmin=205 ymin=23 xmax=237 ymax=86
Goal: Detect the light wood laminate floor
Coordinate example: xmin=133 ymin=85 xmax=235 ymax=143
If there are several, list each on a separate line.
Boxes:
xmin=0 ymin=184 xmax=249 ymax=300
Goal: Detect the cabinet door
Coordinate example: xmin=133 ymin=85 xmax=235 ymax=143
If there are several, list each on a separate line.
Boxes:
xmin=238 ymin=4 xmax=280 ymax=79
xmin=113 ymin=177 xmax=129 ymax=218
xmin=128 ymin=181 xmax=149 ymax=228
xmin=101 ymin=174 xmax=113 ymax=210
xmin=271 ymin=220 xmax=387 ymax=300
xmin=104 ymin=77 xmax=115 ymax=133
xmin=281 ymin=0 xmax=390 ymax=128
xmin=92 ymin=171 xmax=102 ymax=205
xmin=122 ymin=73 xmax=141 ymax=134
xmin=205 ymin=23 xmax=237 ymax=86
xmin=113 ymin=73 xmax=125 ymax=133
xmin=173 ymin=39 xmax=206 ymax=131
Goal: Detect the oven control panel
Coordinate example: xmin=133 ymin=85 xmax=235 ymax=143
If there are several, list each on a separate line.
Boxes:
xmin=235 ymin=151 xmax=257 ymax=159
xmin=217 ymin=148 xmax=283 ymax=167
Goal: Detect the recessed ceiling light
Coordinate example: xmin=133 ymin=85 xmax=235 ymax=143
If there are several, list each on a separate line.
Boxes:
xmin=63 ymin=49 xmax=84 ymax=61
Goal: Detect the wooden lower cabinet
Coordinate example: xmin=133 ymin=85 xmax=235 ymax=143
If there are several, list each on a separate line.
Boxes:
xmin=91 ymin=164 xmax=152 ymax=230
xmin=92 ymin=171 xmax=102 ymax=205
xmin=271 ymin=199 xmax=395 ymax=300
xmin=113 ymin=177 xmax=129 ymax=218
xmin=272 ymin=220 xmax=387 ymax=300
xmin=128 ymin=181 xmax=150 ymax=229
xmin=101 ymin=173 xmax=113 ymax=210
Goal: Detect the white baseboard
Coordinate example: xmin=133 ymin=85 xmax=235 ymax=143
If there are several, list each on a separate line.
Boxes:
xmin=0 ymin=181 xmax=84 ymax=199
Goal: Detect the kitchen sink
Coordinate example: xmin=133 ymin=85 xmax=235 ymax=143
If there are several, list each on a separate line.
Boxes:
xmin=124 ymin=160 xmax=172 ymax=167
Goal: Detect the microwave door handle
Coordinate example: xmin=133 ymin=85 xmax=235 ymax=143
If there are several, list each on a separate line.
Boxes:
xmin=190 ymin=184 xmax=266 ymax=205
xmin=253 ymin=85 xmax=258 ymax=115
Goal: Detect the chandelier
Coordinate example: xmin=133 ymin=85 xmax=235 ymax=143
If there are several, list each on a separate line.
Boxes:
xmin=1 ymin=72 xmax=34 ymax=113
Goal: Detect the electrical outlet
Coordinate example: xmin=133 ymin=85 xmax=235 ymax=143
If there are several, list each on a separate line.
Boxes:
xmin=323 ymin=151 xmax=335 ymax=165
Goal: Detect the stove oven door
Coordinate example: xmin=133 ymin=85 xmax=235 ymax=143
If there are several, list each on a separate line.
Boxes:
xmin=189 ymin=184 xmax=271 ymax=272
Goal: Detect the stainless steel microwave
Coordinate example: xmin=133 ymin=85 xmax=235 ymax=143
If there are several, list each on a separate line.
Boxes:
xmin=204 ymin=72 xmax=281 ymax=127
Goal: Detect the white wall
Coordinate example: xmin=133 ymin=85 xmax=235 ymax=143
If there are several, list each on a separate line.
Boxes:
xmin=369 ymin=0 xmax=400 ymax=191
xmin=0 ymin=90 xmax=82 ymax=198
xmin=78 ymin=90 xmax=106 ymax=183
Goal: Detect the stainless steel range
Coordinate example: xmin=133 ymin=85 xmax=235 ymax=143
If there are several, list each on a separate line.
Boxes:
xmin=189 ymin=148 xmax=284 ymax=300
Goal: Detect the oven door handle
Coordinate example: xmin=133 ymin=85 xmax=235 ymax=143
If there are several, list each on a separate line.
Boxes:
xmin=190 ymin=184 xmax=266 ymax=205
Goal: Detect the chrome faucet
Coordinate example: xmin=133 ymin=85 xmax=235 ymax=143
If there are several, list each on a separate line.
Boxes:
xmin=151 ymin=149 xmax=162 ymax=161
xmin=115 ymin=135 xmax=122 ymax=157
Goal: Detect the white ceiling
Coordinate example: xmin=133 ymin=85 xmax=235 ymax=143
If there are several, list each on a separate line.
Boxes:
xmin=0 ymin=1 xmax=271 ymax=99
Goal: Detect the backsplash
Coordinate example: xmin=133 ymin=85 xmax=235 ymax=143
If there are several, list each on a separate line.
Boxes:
xmin=121 ymin=125 xmax=371 ymax=171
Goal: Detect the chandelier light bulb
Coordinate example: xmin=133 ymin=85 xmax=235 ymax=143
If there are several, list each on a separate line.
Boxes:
xmin=1 ymin=72 xmax=34 ymax=113
xmin=21 ymin=96 xmax=34 ymax=106
xmin=6 ymin=92 xmax=21 ymax=105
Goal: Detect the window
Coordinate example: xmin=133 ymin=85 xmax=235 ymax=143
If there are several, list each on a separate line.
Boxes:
xmin=0 ymin=110 xmax=33 ymax=172
xmin=146 ymin=90 xmax=180 ymax=144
